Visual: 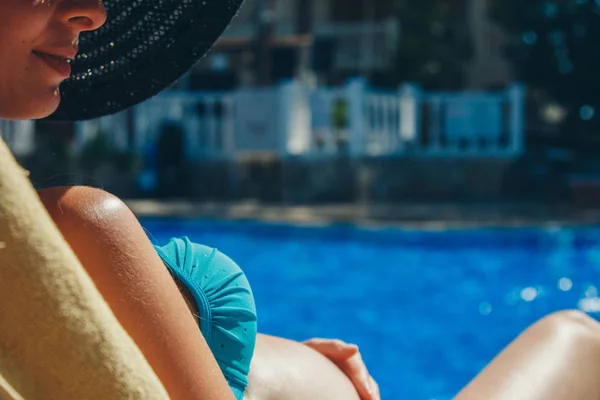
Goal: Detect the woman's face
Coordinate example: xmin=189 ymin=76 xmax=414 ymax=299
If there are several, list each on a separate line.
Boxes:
xmin=0 ymin=0 xmax=106 ymax=120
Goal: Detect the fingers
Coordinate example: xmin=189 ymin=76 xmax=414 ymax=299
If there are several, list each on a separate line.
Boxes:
xmin=303 ymin=338 xmax=380 ymax=400
xmin=369 ymin=375 xmax=380 ymax=400
xmin=344 ymin=352 xmax=376 ymax=400
xmin=303 ymin=338 xmax=359 ymax=358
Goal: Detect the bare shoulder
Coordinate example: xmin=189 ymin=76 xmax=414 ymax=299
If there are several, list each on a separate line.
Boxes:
xmin=38 ymin=185 xmax=133 ymax=230
xmin=37 ymin=185 xmax=236 ymax=400
xmin=37 ymin=185 xmax=156 ymax=264
xmin=36 ymin=185 xmax=168 ymax=296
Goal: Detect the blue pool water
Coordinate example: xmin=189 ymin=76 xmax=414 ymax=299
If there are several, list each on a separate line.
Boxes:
xmin=141 ymin=218 xmax=600 ymax=400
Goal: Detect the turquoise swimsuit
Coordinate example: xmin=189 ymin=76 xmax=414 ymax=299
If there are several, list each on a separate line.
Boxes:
xmin=154 ymin=237 xmax=257 ymax=400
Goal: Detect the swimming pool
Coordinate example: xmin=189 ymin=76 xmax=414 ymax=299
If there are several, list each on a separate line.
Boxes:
xmin=141 ymin=218 xmax=600 ymax=400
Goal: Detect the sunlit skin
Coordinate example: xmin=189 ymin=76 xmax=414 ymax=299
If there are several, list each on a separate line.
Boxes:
xmin=0 ymin=2 xmax=381 ymax=399
xmin=37 ymin=185 xmax=374 ymax=400
xmin=0 ymin=0 xmax=105 ymax=120
xmin=4 ymin=1 xmax=600 ymax=400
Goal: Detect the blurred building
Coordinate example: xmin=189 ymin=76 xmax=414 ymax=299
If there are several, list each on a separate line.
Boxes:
xmin=184 ymin=0 xmax=400 ymax=89
xmin=0 ymin=0 xmax=533 ymax=204
xmin=466 ymin=0 xmax=512 ymax=90
xmin=182 ymin=0 xmax=511 ymax=91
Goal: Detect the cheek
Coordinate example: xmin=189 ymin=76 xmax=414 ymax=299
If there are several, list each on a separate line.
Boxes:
xmin=0 ymin=3 xmax=59 ymax=119
xmin=0 ymin=30 xmax=31 ymax=64
xmin=0 ymin=3 xmax=51 ymax=50
xmin=0 ymin=23 xmax=47 ymax=82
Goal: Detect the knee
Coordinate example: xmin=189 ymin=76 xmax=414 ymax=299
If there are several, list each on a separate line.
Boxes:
xmin=535 ymin=310 xmax=600 ymax=348
xmin=542 ymin=310 xmax=600 ymax=332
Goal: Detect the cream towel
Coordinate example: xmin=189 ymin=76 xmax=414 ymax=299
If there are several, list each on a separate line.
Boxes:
xmin=0 ymin=137 xmax=169 ymax=399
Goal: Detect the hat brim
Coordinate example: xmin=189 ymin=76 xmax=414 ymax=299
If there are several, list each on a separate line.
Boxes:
xmin=46 ymin=0 xmax=244 ymax=122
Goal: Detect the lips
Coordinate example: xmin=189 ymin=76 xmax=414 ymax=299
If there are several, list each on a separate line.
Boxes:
xmin=32 ymin=51 xmax=72 ymax=79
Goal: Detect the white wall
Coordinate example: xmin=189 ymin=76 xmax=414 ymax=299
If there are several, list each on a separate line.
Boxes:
xmin=0 ymin=120 xmax=35 ymax=156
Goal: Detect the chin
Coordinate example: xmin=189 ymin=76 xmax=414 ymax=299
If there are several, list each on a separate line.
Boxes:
xmin=2 ymin=89 xmax=61 ymax=121
xmin=34 ymin=97 xmax=61 ymax=120
xmin=32 ymin=88 xmax=61 ymax=119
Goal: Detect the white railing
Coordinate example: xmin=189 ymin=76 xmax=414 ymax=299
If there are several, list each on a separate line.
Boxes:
xmin=303 ymin=79 xmax=525 ymax=157
xmin=135 ymin=92 xmax=236 ymax=159
xmin=416 ymin=89 xmax=524 ymax=156
xmin=74 ymin=91 xmax=237 ymax=160
xmin=73 ymin=79 xmax=525 ymax=159
xmin=364 ymin=91 xmax=403 ymax=155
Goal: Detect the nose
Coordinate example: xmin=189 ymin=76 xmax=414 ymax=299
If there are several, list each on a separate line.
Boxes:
xmin=57 ymin=0 xmax=107 ymax=32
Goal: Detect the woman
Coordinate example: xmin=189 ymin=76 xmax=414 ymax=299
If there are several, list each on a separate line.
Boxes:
xmin=0 ymin=0 xmax=377 ymax=399
xmin=2 ymin=1 xmax=600 ymax=400
xmin=37 ymin=185 xmax=371 ymax=400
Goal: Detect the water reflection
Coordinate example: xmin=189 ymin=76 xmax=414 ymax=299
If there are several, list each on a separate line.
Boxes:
xmin=478 ymin=302 xmax=492 ymax=315
xmin=520 ymin=287 xmax=538 ymax=302
xmin=579 ymin=298 xmax=600 ymax=313
xmin=558 ymin=277 xmax=572 ymax=291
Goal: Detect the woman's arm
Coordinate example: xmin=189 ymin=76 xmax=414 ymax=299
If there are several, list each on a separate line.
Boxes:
xmin=39 ymin=185 xmax=378 ymax=400
xmin=38 ymin=186 xmax=234 ymax=400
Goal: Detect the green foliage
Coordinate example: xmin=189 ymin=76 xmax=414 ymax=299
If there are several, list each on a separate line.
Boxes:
xmin=493 ymin=1 xmax=600 ymax=105
xmin=332 ymin=98 xmax=349 ymax=129
xmin=78 ymin=133 xmax=139 ymax=172
xmin=492 ymin=0 xmax=600 ymax=145
xmin=393 ymin=0 xmax=472 ymax=90
xmin=78 ymin=133 xmax=110 ymax=171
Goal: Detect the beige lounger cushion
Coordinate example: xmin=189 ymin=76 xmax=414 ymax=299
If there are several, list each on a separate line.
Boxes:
xmin=0 ymin=137 xmax=169 ymax=400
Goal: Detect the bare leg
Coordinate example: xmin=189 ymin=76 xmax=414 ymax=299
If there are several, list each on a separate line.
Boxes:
xmin=456 ymin=310 xmax=600 ymax=400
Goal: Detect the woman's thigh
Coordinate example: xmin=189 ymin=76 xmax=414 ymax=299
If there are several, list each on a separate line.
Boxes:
xmin=456 ymin=310 xmax=600 ymax=400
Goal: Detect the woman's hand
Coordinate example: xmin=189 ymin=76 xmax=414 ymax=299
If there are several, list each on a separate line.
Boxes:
xmin=303 ymin=338 xmax=380 ymax=400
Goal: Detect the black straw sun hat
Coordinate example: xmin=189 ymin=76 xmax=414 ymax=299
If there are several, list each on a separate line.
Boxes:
xmin=47 ymin=0 xmax=244 ymax=122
